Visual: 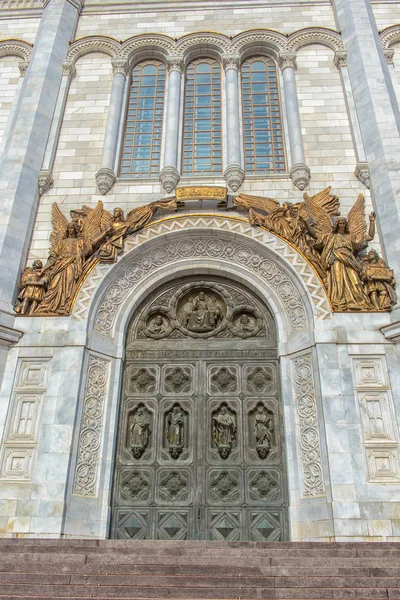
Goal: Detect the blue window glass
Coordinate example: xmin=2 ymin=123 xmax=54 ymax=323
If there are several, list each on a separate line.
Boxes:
xmin=182 ymin=58 xmax=222 ymax=176
xmin=120 ymin=60 xmax=166 ymax=177
xmin=241 ymin=57 xmax=286 ymax=174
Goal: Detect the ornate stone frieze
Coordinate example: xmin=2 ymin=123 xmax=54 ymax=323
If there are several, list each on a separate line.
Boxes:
xmin=291 ymin=353 xmax=325 ymax=497
xmin=0 ymin=39 xmax=32 ymax=63
xmin=72 ymin=214 xmax=331 ymax=326
xmin=73 ymin=355 xmax=109 ymax=497
xmin=93 ymin=233 xmax=309 ymax=336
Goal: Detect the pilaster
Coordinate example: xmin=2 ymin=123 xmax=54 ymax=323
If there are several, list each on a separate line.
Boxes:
xmin=223 ymin=54 xmax=244 ymax=192
xmin=332 ymin=0 xmax=400 ymax=294
xmin=160 ymin=57 xmax=184 ymax=193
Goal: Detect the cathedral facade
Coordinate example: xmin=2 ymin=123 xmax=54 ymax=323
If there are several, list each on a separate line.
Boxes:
xmin=0 ymin=0 xmax=400 ymax=542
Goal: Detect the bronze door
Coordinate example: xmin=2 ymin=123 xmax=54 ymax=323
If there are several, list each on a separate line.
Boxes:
xmin=110 ymin=349 xmax=288 ymax=541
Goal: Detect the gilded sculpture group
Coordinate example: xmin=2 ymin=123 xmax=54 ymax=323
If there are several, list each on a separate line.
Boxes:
xmin=15 ymin=187 xmax=396 ymax=315
xmin=235 ymin=187 xmax=396 ymax=312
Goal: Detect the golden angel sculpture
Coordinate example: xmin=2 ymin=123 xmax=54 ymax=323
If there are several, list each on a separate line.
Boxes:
xmin=18 ymin=197 xmax=183 ymax=316
xmin=235 ymin=188 xmax=394 ymax=312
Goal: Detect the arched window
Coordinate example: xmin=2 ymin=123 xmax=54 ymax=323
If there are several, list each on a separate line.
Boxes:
xmin=182 ymin=58 xmax=222 ymax=176
xmin=120 ymin=60 xmax=166 ymax=178
xmin=241 ymin=57 xmax=286 ymax=174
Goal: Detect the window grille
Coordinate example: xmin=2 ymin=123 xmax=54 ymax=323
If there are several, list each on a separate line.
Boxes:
xmin=120 ymin=61 xmax=166 ymax=178
xmin=182 ymin=58 xmax=222 ymax=176
xmin=241 ymin=57 xmax=286 ymax=174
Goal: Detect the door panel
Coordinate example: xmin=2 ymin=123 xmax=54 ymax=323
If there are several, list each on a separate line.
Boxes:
xmin=111 ymin=351 xmax=288 ymax=541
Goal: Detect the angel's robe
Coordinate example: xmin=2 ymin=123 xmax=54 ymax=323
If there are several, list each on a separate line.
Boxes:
xmin=317 ymin=231 xmax=370 ymax=311
xmin=37 ymin=236 xmax=92 ymax=314
xmin=98 ymin=219 xmax=128 ymax=264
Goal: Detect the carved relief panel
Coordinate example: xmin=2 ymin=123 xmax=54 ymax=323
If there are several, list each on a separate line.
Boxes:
xmin=111 ymin=277 xmax=288 ymax=541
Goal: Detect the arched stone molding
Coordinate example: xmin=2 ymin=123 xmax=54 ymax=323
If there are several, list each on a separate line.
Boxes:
xmin=230 ymin=29 xmax=287 ymax=60
xmin=73 ymin=215 xmax=331 ymax=343
xmin=286 ymin=27 xmax=343 ymax=52
xmin=175 ymin=32 xmax=231 ymax=61
xmin=65 ymin=35 xmax=121 ymax=64
xmin=0 ymin=39 xmax=32 ymax=73
xmin=119 ymin=34 xmax=175 ymax=64
xmin=381 ymin=25 xmax=400 ymax=49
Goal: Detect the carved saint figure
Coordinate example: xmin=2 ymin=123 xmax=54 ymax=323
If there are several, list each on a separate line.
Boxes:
xmin=165 ymin=405 xmax=185 ymax=459
xmin=212 ymin=405 xmax=236 ymax=459
xmin=360 ymin=249 xmax=396 ymax=311
xmin=180 ymin=291 xmax=223 ymax=332
xmin=147 ymin=314 xmax=167 ymax=336
xmin=236 ymin=313 xmax=255 ymax=334
xmin=130 ymin=407 xmax=150 ymax=459
xmin=254 ymin=404 xmax=274 ymax=459
xmin=14 ymin=260 xmax=47 ymax=315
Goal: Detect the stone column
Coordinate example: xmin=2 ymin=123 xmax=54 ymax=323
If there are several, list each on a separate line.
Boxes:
xmin=332 ymin=0 xmax=400 ymax=296
xmin=0 ymin=0 xmax=83 ymax=380
xmin=38 ymin=61 xmax=77 ymax=197
xmin=159 ymin=57 xmax=183 ymax=193
xmin=95 ymin=58 xmax=129 ymax=195
xmin=334 ymin=50 xmax=370 ymax=189
xmin=223 ymin=55 xmax=244 ymax=192
xmin=279 ymin=52 xmax=311 ymax=191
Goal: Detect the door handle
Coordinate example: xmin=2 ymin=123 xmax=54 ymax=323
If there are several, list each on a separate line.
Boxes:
xmin=197 ymin=508 xmax=200 ymax=520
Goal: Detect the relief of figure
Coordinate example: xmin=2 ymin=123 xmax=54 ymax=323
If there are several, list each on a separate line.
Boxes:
xmin=306 ymin=195 xmax=375 ymax=311
xmin=36 ymin=203 xmax=111 ymax=315
xmin=147 ymin=314 xmax=168 ymax=337
xmin=14 ymin=260 xmax=47 ymax=315
xmin=130 ymin=407 xmax=151 ymax=459
xmin=180 ymin=291 xmax=223 ymax=333
xmin=212 ymin=404 xmax=236 ymax=459
xmin=254 ymin=404 xmax=274 ymax=459
xmin=235 ymin=313 xmax=255 ymax=334
xmin=360 ymin=249 xmax=396 ymax=311
xmin=165 ymin=404 xmax=185 ymax=459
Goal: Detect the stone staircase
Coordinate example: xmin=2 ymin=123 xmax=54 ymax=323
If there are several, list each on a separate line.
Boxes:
xmin=0 ymin=540 xmax=400 ymax=599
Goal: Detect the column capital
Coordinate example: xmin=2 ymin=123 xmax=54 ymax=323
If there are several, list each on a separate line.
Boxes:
xmin=167 ymin=56 xmax=184 ymax=74
xmin=334 ymin=50 xmax=348 ymax=69
xmin=62 ymin=60 xmax=77 ymax=79
xmin=111 ymin=58 xmax=129 ymax=77
xmin=222 ymin=54 xmax=241 ymax=72
xmin=384 ymin=48 xmax=395 ymax=66
xmin=279 ymin=52 xmax=297 ymax=71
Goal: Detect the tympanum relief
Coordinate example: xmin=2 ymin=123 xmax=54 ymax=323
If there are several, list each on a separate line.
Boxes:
xmin=132 ymin=281 xmax=270 ymax=341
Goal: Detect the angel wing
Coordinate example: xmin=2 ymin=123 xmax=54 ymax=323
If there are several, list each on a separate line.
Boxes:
xmin=81 ymin=204 xmax=113 ymax=230
xmin=347 ymin=194 xmax=367 ymax=241
xmin=234 ymin=193 xmax=280 ymax=214
xmin=304 ymin=187 xmax=340 ymax=217
xmin=81 ymin=201 xmax=108 ymax=243
xmin=300 ymin=192 xmax=333 ymax=235
xmin=50 ymin=203 xmax=68 ymax=250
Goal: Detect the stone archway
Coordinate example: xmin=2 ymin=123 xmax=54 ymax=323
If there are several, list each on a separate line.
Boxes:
xmin=110 ymin=274 xmax=289 ymax=541
xmin=65 ymin=216 xmax=330 ymax=541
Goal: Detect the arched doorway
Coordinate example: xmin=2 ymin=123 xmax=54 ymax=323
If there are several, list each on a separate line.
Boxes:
xmin=110 ymin=275 xmax=289 ymax=541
